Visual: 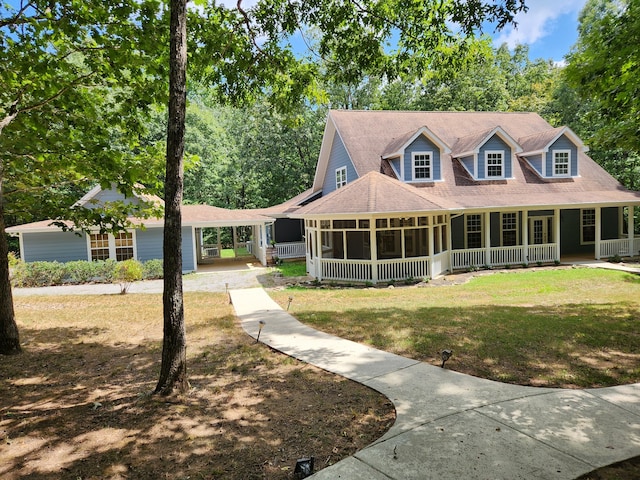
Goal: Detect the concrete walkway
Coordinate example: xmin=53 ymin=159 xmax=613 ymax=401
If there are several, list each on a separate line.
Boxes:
xmin=230 ymin=288 xmax=640 ymax=480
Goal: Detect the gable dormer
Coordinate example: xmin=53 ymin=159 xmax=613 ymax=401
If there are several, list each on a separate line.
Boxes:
xmin=518 ymin=127 xmax=586 ymax=179
xmin=452 ymin=126 xmax=522 ymax=181
xmin=381 ymin=126 xmax=451 ymax=183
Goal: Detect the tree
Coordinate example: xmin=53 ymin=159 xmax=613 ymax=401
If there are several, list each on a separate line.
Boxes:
xmin=0 ymin=1 xmax=167 ymax=355
xmin=154 ymin=0 xmax=189 ymax=395
xmin=565 ymin=0 xmax=640 ymax=153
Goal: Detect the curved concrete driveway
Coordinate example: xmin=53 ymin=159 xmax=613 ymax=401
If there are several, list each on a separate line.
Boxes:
xmin=230 ymin=288 xmax=640 ymax=480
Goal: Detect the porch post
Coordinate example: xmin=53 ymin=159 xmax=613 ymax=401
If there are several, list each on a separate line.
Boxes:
xmin=217 ymin=227 xmax=222 ymax=256
xmin=628 ymin=205 xmax=634 ymax=258
xmin=315 ymin=227 xmax=322 ymax=281
xmin=484 ymin=211 xmax=491 ymax=266
xmin=428 ymin=220 xmax=435 ymax=279
xmin=370 ymin=223 xmax=378 ymax=284
xmin=232 ymin=226 xmax=238 ymax=257
xmin=595 ymin=207 xmax=602 ymax=260
xmin=554 ymin=208 xmax=561 ymax=261
xmin=522 ymin=210 xmax=529 ymax=263
xmin=446 ymin=215 xmax=453 ymax=273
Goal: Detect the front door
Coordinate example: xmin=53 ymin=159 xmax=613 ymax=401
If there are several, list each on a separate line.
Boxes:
xmin=529 ymin=216 xmax=553 ymax=244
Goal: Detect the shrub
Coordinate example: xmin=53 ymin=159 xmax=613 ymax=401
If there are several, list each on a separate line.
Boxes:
xmin=142 ymin=259 xmax=164 ymax=279
xmin=64 ymin=260 xmax=101 ymax=284
xmin=12 ymin=261 xmax=66 ymax=287
xmin=8 ymin=252 xmax=20 ymax=268
xmin=608 ymin=254 xmax=622 ymax=263
xmin=114 ymin=259 xmax=143 ymax=294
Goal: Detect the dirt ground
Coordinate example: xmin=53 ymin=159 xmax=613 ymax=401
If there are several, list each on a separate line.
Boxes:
xmin=0 ymin=293 xmax=394 ymax=480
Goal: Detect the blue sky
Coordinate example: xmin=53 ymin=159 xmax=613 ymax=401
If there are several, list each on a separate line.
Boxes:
xmin=491 ymin=0 xmax=587 ymax=64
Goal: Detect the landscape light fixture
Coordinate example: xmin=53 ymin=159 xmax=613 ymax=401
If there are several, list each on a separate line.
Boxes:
xmin=294 ymin=457 xmax=314 ymax=478
xmin=287 ymin=296 xmax=293 ymax=311
xmin=441 ymin=349 xmax=452 ymax=368
xmin=256 ymin=320 xmax=266 ymax=343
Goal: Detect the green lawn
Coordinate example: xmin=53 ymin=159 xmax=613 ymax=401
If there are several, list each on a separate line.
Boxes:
xmin=275 ymin=260 xmax=307 ymax=277
xmin=270 ymin=268 xmax=640 ymax=388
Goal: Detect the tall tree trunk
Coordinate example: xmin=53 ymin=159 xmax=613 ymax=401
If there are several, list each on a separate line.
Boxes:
xmin=154 ymin=0 xmax=188 ymax=395
xmin=0 ymin=176 xmax=21 ymax=355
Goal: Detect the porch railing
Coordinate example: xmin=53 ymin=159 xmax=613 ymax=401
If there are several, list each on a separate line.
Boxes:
xmin=451 ymin=248 xmax=486 ymax=270
xmin=378 ymin=257 xmax=430 ymax=282
xmin=527 ymin=244 xmax=557 ymax=263
xmin=321 ymin=259 xmax=373 ymax=282
xmin=451 ymin=244 xmax=558 ymax=270
xmin=600 ymin=238 xmax=640 ymax=258
xmin=275 ymin=241 xmax=306 ymax=259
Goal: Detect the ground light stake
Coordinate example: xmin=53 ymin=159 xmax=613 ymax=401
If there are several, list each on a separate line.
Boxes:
xmin=256 ymin=320 xmax=265 ymax=343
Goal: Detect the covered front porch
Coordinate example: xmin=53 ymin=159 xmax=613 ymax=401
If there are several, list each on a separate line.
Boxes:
xmin=297 ymin=204 xmax=640 ymax=284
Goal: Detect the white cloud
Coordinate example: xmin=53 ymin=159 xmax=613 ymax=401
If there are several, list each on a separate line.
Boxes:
xmin=494 ymin=0 xmax=586 ymax=48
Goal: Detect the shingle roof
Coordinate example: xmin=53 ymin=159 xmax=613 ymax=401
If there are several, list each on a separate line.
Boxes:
xmin=294 ymin=171 xmax=451 ymax=216
xmin=7 ymin=205 xmax=273 ymax=233
xmin=518 ymin=127 xmax=565 ymax=154
xmin=304 ymin=110 xmax=640 ymax=214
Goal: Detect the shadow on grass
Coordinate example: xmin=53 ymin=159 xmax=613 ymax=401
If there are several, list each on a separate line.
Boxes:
xmin=295 ymin=303 xmax=640 ymax=388
xmin=0 ymin=325 xmax=392 ymax=480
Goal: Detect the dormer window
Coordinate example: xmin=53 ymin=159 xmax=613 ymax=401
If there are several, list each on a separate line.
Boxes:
xmin=486 ymin=151 xmax=504 ymax=178
xmin=335 ymin=166 xmax=347 ymax=189
xmin=553 ymin=150 xmax=570 ymax=176
xmin=412 ymin=152 xmax=432 ymax=181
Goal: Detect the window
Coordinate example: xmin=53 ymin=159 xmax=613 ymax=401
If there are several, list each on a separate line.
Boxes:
xmin=89 ymin=232 xmax=135 ymax=261
xmin=553 ymin=150 xmax=570 ymax=176
xmin=501 ymin=213 xmax=518 ymax=246
xmin=582 ymin=209 xmax=596 ymax=244
xmin=114 ymin=232 xmax=134 ymax=261
xmin=466 ymin=214 xmax=482 ymax=249
xmin=486 ymin=151 xmax=504 ymax=178
xmin=412 ymin=152 xmax=432 ymax=180
xmin=90 ymin=233 xmax=110 ymax=261
xmin=335 ymin=166 xmax=347 ymax=189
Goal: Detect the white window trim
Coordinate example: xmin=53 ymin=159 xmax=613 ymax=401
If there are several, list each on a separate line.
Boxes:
xmin=464 ymin=214 xmax=483 ymax=249
xmin=485 ymin=150 xmax=505 ymax=179
xmin=580 ymin=208 xmax=596 ymax=245
xmin=411 ymin=151 xmax=433 ymax=182
xmin=87 ymin=230 xmax=137 ymax=261
xmin=500 ymin=212 xmax=519 ymax=247
xmin=335 ymin=166 xmax=347 ymax=190
xmin=552 ymin=149 xmax=571 ymax=177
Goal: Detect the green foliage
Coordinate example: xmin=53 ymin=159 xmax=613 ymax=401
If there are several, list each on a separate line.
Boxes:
xmin=565 ymin=0 xmax=640 ymax=153
xmin=7 ymin=252 xmax=19 ymax=269
xmin=114 ymin=259 xmax=144 ymax=294
xmin=9 ymin=258 xmax=162 ymax=288
xmin=142 ymin=259 xmax=164 ymax=280
xmin=11 ymin=261 xmax=66 ymax=287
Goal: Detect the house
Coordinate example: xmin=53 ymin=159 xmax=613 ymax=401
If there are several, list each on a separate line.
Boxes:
xmin=283 ymin=110 xmax=640 ymax=283
xmin=9 ymin=110 xmax=640 ymax=283
xmin=7 ymin=185 xmax=275 ymax=272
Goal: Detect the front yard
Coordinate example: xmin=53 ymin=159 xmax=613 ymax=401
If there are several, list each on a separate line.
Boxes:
xmin=270 ymin=267 xmax=640 ymax=389
xmin=0 ymin=293 xmax=393 ymax=480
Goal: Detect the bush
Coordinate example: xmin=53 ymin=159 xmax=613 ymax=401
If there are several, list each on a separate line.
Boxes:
xmin=114 ymin=259 xmax=143 ymax=294
xmin=142 ymin=259 xmax=163 ymax=279
xmin=8 ymin=252 xmax=20 ymax=268
xmin=12 ymin=261 xmax=66 ymax=287
xmin=64 ymin=260 xmax=101 ymax=284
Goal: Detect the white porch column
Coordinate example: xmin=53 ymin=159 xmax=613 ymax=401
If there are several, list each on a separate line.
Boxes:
xmin=259 ymin=224 xmax=267 ymax=265
xmin=522 ymin=210 xmax=528 ymax=263
xmin=554 ymin=208 xmax=561 ymax=261
xmin=595 ymin=207 xmax=602 ymax=260
xmin=314 ymin=227 xmax=322 ymax=281
xmin=484 ymin=211 xmax=491 ymax=266
xmin=628 ymin=205 xmax=635 ymax=258
xmin=428 ymin=221 xmax=435 ymax=279
xmin=370 ymin=223 xmax=378 ymax=283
